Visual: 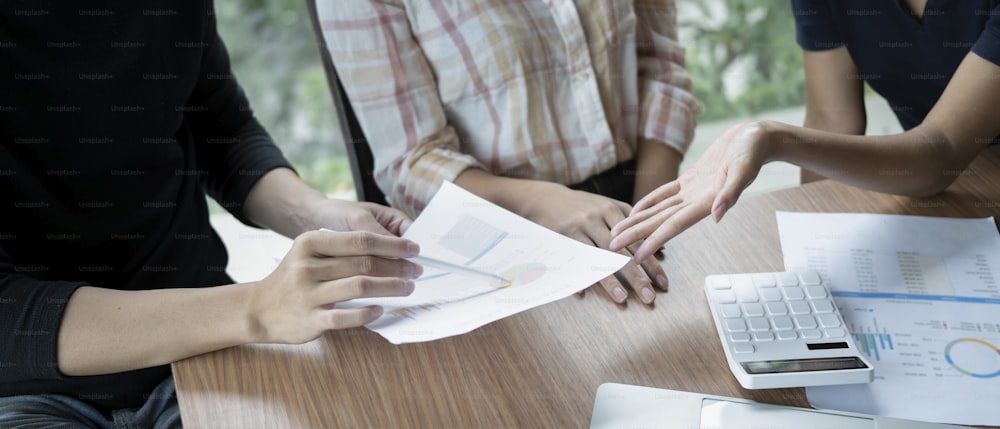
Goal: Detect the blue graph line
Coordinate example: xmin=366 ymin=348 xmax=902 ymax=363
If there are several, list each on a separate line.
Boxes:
xmin=832 ymin=291 xmax=1000 ymax=305
xmin=464 ymin=232 xmax=508 ymax=265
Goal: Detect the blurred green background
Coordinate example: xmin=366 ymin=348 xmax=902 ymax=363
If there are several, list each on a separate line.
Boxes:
xmin=215 ymin=0 xmax=805 ymax=196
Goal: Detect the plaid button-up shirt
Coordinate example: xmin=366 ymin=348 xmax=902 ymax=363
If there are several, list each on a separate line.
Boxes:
xmin=319 ymin=0 xmax=700 ymax=215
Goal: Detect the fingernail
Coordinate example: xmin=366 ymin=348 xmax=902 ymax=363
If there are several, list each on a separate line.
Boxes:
xmin=406 ymin=242 xmax=420 ymax=257
xmin=403 ymin=280 xmax=415 ymax=294
xmin=713 ymin=203 xmax=729 ymax=222
xmin=612 ymin=287 xmax=627 ymax=302
xmin=372 ymin=306 xmax=384 ymax=318
xmin=656 ymin=274 xmax=669 ymax=289
xmin=411 ymin=263 xmax=423 ymax=278
xmin=641 ymin=288 xmax=655 ymax=303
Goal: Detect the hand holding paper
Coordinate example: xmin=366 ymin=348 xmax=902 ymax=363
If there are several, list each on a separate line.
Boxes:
xmin=337 ymin=181 xmax=630 ymax=344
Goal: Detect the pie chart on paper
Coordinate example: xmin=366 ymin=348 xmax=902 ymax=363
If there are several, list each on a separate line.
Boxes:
xmin=496 ymin=262 xmax=547 ymax=287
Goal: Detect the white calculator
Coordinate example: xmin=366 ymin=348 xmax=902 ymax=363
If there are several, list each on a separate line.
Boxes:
xmin=704 ymin=271 xmax=874 ymax=389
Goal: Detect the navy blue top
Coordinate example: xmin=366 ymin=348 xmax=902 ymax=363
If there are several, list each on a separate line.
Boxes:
xmin=792 ymin=0 xmax=1000 ymax=130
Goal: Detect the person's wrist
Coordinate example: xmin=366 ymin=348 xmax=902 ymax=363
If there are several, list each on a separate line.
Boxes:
xmin=756 ymin=120 xmax=790 ymax=164
xmin=506 ymin=180 xmax=565 ymax=217
xmin=241 ymin=280 xmax=270 ymax=344
xmin=301 ymin=193 xmax=334 ymax=232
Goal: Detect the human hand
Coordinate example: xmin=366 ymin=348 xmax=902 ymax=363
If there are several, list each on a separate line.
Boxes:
xmin=610 ymin=121 xmax=771 ymax=261
xmin=518 ymin=182 xmax=668 ymax=305
xmin=310 ymin=199 xmax=413 ymax=237
xmin=247 ymin=229 xmax=422 ymax=344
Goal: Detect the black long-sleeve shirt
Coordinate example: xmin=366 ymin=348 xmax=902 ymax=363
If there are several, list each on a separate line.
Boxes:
xmin=0 ymin=1 xmax=292 ymax=412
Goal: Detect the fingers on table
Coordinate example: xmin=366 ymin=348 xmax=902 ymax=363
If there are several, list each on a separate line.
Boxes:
xmin=614 ymin=258 xmax=657 ymax=304
xmin=631 ymin=245 xmax=668 ymax=291
xmin=597 ymin=274 xmax=630 ymax=304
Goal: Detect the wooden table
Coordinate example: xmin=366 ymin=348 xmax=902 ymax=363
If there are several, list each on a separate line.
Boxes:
xmin=173 ymin=147 xmax=1000 ymax=428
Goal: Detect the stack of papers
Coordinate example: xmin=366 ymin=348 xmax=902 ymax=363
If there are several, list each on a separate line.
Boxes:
xmin=777 ymin=212 xmax=1000 ymax=427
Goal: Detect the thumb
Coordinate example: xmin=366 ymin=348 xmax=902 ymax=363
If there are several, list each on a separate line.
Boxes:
xmin=711 ymin=164 xmax=752 ymax=223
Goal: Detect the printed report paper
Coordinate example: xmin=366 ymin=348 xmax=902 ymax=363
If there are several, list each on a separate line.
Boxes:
xmin=339 ymin=181 xmax=630 ymax=344
xmin=776 ymin=211 xmax=1000 ymax=426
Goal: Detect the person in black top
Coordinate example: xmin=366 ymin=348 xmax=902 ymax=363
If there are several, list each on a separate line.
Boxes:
xmin=0 ymin=2 xmax=421 ymax=427
xmin=610 ymin=0 xmax=1000 ymax=262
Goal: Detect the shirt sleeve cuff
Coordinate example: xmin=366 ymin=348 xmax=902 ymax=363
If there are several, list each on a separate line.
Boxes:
xmin=382 ymin=148 xmax=483 ymax=217
xmin=8 ymin=279 xmax=87 ymax=379
xmin=972 ymin=13 xmax=1000 ymax=68
xmin=639 ymin=88 xmax=701 ymax=155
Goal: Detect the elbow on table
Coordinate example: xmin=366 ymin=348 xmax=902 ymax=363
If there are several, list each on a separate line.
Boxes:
xmin=900 ymin=161 xmax=964 ymax=198
xmin=903 ymin=177 xmax=955 ymax=198
xmin=896 ymin=128 xmax=972 ymax=198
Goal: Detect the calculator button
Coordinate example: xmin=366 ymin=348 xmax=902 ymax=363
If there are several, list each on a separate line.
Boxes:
xmin=776 ymin=272 xmax=800 ymax=286
xmin=776 ymin=331 xmax=798 ymax=341
xmin=764 ymin=302 xmax=788 ymax=316
xmin=811 ymin=300 xmax=835 ymax=314
xmin=709 ymin=275 xmax=732 ymax=290
xmin=789 ymin=301 xmax=811 ymax=314
xmin=771 ymin=316 xmax=794 ymax=331
xmin=735 ymin=287 xmax=758 ymax=303
xmin=824 ymin=328 xmax=847 ymax=338
xmin=804 ymin=285 xmax=827 ymax=299
xmin=742 ymin=303 xmax=765 ymax=317
xmin=720 ymin=304 xmax=742 ymax=318
xmin=730 ymin=333 xmax=751 ymax=342
xmin=725 ymin=319 xmax=747 ymax=332
xmin=753 ymin=332 xmax=775 ymax=342
xmin=759 ymin=288 xmax=782 ymax=302
xmin=747 ymin=317 xmax=770 ymax=332
xmin=801 ymin=329 xmax=823 ymax=339
xmin=794 ymin=315 xmax=817 ymax=329
xmin=817 ymin=314 xmax=841 ymax=328
xmin=782 ymin=287 xmax=805 ymax=301
xmin=733 ymin=344 xmax=755 ymax=354
xmin=752 ymin=273 xmax=776 ymax=287
xmin=711 ymin=289 xmax=737 ymax=304
xmin=799 ymin=271 xmax=822 ymax=285
xmin=733 ymin=275 xmax=754 ymax=290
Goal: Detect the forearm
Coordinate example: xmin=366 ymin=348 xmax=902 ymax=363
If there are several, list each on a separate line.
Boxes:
xmin=766 ymin=121 xmax=961 ymax=196
xmin=799 ymin=114 xmax=866 ymax=184
xmin=244 ymin=168 xmax=327 ymax=238
xmin=57 ymin=283 xmax=259 ymax=376
xmin=453 ymin=168 xmax=558 ymax=215
xmin=632 ymin=139 xmax=681 ymax=204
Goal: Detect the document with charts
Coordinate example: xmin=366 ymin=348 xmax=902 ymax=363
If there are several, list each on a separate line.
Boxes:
xmin=776 ymin=211 xmax=1000 ymax=426
xmin=339 ymin=181 xmax=629 ymax=344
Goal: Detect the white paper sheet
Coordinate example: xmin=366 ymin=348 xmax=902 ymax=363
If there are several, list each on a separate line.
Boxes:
xmin=338 ymin=181 xmax=629 ymax=344
xmin=776 ymin=212 xmax=1000 ymax=426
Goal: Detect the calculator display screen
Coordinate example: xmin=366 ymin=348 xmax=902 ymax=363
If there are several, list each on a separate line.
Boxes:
xmin=741 ymin=357 xmax=868 ymax=374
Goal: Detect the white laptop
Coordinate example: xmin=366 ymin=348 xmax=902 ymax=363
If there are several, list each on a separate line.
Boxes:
xmin=590 ymin=383 xmax=967 ymax=429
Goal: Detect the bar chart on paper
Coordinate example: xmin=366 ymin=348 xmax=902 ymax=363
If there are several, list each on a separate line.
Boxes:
xmin=777 ymin=212 xmax=1000 ymax=425
xmin=384 ymin=214 xmax=553 ymax=321
xmin=339 ymin=182 xmax=628 ymax=344
xmin=838 ymin=297 xmax=1000 ymax=380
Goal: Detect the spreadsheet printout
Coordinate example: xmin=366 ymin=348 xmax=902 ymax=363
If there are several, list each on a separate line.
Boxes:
xmin=777 ymin=212 xmax=1000 ymax=426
